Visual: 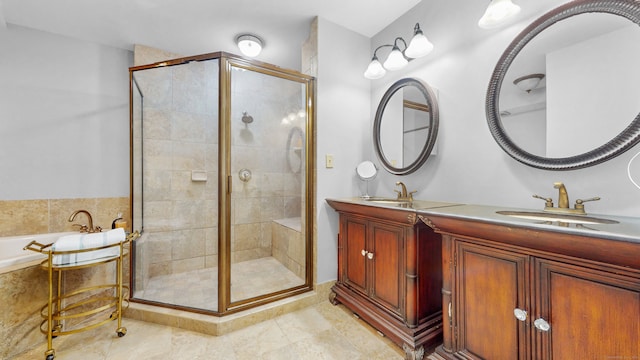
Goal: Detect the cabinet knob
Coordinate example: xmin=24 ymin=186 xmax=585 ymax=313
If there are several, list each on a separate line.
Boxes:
xmin=367 ymin=252 xmax=374 ymax=260
xmin=534 ymin=318 xmax=551 ymax=332
xmin=361 ymin=249 xmax=367 ymax=257
xmin=513 ymin=308 xmax=527 ymax=322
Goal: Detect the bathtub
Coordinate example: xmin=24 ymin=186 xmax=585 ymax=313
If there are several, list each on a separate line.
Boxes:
xmin=0 ymin=232 xmax=75 ymax=274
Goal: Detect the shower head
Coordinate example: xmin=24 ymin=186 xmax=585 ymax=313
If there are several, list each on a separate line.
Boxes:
xmin=242 ymin=112 xmax=254 ymax=124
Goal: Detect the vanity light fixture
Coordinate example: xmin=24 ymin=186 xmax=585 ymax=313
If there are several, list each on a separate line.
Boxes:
xmin=514 ymin=73 xmax=545 ymax=93
xmin=364 ymin=23 xmax=434 ymax=79
xmin=236 ymin=34 xmax=263 ymax=57
xmin=478 ymin=0 xmax=521 ymax=29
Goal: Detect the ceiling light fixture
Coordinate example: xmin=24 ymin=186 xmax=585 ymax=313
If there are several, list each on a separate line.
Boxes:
xmin=235 ymin=34 xmax=263 ymax=57
xmin=478 ymin=0 xmax=521 ymax=29
xmin=364 ymin=23 xmax=434 ymax=80
xmin=513 ymin=73 xmax=545 ymax=93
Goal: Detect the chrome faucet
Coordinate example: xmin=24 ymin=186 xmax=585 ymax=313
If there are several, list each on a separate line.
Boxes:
xmin=68 ymin=210 xmax=101 ymax=233
xmin=394 ymin=181 xmax=417 ymax=201
xmin=533 ymin=182 xmax=600 ymax=215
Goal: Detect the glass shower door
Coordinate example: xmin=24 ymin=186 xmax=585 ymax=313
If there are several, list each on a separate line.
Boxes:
xmin=226 ymin=61 xmax=308 ymax=307
xmin=131 ymin=52 xmax=314 ymax=315
xmin=131 ymin=59 xmax=220 ymax=312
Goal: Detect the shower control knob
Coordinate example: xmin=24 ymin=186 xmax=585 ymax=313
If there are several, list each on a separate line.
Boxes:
xmin=238 ymin=168 xmax=252 ymax=182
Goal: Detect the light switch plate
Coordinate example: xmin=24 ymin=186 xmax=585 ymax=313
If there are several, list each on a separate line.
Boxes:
xmin=325 ymin=154 xmax=334 ymax=168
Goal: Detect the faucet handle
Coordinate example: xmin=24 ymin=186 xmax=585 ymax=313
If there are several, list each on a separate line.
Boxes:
xmin=72 ymin=224 xmax=89 ymax=233
xmin=574 ymin=197 xmax=600 ymax=212
xmin=409 ymin=190 xmax=417 ymax=201
xmin=533 ymin=194 xmax=553 ymax=208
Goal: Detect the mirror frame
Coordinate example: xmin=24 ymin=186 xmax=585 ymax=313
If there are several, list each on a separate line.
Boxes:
xmin=487 ymin=0 xmax=640 ymax=170
xmin=374 ymin=78 xmax=439 ymax=175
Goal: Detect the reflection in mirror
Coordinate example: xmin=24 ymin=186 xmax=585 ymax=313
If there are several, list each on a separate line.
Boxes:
xmin=356 ymin=160 xmax=378 ymax=198
xmin=500 ymin=13 xmax=640 ymax=158
xmin=374 ymin=78 xmax=439 ymax=175
xmin=487 ymin=0 xmax=640 ymax=170
xmin=403 ymin=98 xmax=431 ymax=163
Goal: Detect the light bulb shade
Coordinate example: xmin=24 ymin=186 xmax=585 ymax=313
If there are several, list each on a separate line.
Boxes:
xmin=236 ymin=34 xmax=263 ymax=57
xmin=383 ymin=47 xmax=408 ymax=71
xmin=513 ymin=73 xmax=545 ymax=93
xmin=478 ymin=0 xmax=521 ymax=29
xmin=405 ymin=33 xmax=434 ymax=58
xmin=364 ymin=58 xmax=386 ymax=79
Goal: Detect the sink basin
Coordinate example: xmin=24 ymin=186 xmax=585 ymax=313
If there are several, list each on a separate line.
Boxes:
xmin=496 ymin=210 xmax=619 ymax=225
xmin=363 ymin=197 xmax=412 ymax=205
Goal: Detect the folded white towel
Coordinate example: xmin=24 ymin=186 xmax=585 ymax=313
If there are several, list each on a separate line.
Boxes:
xmin=51 ymin=228 xmax=126 ymax=265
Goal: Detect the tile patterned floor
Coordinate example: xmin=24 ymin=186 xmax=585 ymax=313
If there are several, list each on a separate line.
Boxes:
xmin=12 ymin=301 xmax=427 ymax=360
xmin=136 ymin=257 xmax=304 ymax=310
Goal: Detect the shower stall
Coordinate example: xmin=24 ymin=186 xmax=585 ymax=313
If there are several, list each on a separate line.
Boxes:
xmin=129 ymin=52 xmax=314 ymax=315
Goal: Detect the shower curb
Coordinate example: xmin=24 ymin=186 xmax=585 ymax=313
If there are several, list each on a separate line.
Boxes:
xmin=124 ymin=281 xmax=335 ymax=336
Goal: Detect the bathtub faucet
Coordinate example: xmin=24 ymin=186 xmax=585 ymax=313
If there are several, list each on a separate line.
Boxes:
xmin=68 ymin=210 xmax=101 ymax=233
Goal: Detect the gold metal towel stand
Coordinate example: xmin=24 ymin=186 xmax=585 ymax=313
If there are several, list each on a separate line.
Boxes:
xmin=24 ymin=231 xmax=140 ymax=360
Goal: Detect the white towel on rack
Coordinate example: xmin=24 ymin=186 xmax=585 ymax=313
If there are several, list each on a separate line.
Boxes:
xmin=51 ymin=228 xmax=126 ymax=265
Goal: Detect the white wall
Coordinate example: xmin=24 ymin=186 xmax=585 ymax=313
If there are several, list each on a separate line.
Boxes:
xmin=364 ymin=0 xmax=640 ymax=218
xmin=315 ymin=18 xmax=371 ymax=283
xmin=0 ymin=25 xmax=133 ymax=200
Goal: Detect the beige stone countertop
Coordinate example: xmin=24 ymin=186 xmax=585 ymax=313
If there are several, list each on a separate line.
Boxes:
xmin=418 ymin=203 xmax=640 ymax=244
xmin=327 ymin=198 xmax=640 ymax=244
xmin=325 ymin=197 xmax=462 ymax=211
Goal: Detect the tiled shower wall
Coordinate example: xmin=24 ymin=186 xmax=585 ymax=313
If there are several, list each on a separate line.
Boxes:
xmin=229 ymin=68 xmax=304 ymax=264
xmin=135 ymin=60 xmax=220 ymax=282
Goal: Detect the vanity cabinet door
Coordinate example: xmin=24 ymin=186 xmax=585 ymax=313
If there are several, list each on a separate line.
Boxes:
xmin=455 ymin=241 xmax=530 ymax=360
xmin=369 ymin=221 xmax=404 ymax=316
xmin=341 ymin=215 xmax=368 ymax=295
xmin=534 ymin=259 xmax=640 ymax=360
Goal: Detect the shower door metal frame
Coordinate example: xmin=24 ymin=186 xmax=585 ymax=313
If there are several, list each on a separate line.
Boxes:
xmin=219 ymin=55 xmax=315 ymax=313
xmin=129 ymin=51 xmax=316 ymax=316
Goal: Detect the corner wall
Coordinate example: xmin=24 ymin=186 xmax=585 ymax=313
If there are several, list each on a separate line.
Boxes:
xmin=315 ymin=18 xmax=372 ymax=283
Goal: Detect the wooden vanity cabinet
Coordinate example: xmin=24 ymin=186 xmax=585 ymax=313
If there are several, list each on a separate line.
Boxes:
xmin=422 ymin=215 xmax=640 ymax=360
xmin=327 ymin=200 xmax=443 ymax=360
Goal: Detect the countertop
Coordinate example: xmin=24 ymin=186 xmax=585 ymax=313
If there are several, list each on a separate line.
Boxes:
xmin=326 ymin=197 xmax=640 ymax=245
xmin=325 ymin=197 xmax=462 ymax=211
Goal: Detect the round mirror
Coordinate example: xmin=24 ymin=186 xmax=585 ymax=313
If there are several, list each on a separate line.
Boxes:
xmin=356 ymin=160 xmax=378 ymax=180
xmin=374 ymin=78 xmax=439 ymax=175
xmin=487 ymin=0 xmax=640 ymax=170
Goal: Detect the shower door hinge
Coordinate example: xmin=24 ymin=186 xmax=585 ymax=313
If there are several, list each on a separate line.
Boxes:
xmin=227 ymin=175 xmax=232 ymax=194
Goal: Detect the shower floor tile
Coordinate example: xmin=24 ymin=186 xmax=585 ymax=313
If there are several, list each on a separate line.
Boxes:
xmin=136 ymin=256 xmax=304 ymax=310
